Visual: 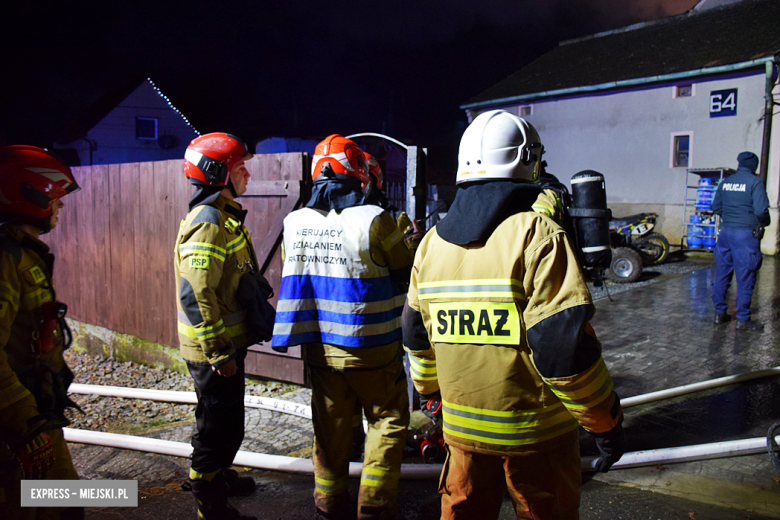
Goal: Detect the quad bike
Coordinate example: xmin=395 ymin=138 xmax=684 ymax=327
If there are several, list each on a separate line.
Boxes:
xmin=606 ymin=212 xmax=671 ymax=283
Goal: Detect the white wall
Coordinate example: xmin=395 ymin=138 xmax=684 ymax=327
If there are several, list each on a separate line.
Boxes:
xmin=496 ymin=69 xmax=778 ymax=251
xmin=73 ymin=81 xmax=199 ymax=166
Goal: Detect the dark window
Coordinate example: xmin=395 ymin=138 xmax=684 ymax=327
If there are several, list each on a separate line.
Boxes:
xmin=136 ymin=118 xmax=158 ymax=140
xmin=677 ymin=85 xmax=693 ymax=97
xmin=674 ymin=135 xmax=690 ymax=167
xmin=519 ymin=105 xmax=532 ymax=116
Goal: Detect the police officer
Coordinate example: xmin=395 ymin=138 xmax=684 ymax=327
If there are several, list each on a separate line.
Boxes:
xmin=272 ymin=135 xmax=413 ymax=520
xmin=175 ymin=133 xmax=259 ymax=520
xmin=712 ymin=151 xmax=770 ymax=331
xmin=403 ymin=111 xmax=625 ymax=520
xmin=0 ymin=146 xmax=82 ymax=520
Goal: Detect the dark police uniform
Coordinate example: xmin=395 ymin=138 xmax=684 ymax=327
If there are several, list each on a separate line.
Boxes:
xmin=711 ymin=152 xmax=770 ymax=326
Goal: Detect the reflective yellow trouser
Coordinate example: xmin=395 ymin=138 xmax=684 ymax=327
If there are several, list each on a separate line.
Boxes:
xmin=309 ymin=357 xmax=409 ymax=520
xmin=0 ymin=429 xmax=80 ymax=520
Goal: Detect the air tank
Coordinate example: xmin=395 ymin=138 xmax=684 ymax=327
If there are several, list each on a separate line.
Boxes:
xmin=570 ymin=170 xmax=612 ymax=269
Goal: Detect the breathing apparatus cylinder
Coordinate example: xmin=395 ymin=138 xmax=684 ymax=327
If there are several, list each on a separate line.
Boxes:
xmin=569 ymin=171 xmax=612 ymax=269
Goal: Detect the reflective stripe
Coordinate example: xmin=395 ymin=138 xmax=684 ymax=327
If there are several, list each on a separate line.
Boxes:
xmin=272 ymin=317 xmax=401 ymax=347
xmin=276 ymin=294 xmax=405 ymax=315
xmin=314 ymin=475 xmax=347 ymax=496
xmin=179 ymin=242 xmax=226 ymax=261
xmin=0 ymin=281 xmax=20 ymax=311
xmin=581 ymin=245 xmax=609 ymax=253
xmin=417 ymin=279 xmax=525 ymax=300
xmin=408 ymin=355 xmax=437 ymax=380
xmin=274 ymin=275 xmax=403 ymax=348
xmin=178 ymin=319 xmax=248 ymax=340
xmin=178 ymin=309 xmax=247 ymax=328
xmin=0 ymin=380 xmax=32 ymax=411
xmin=531 ymin=203 xmax=554 ymax=217
xmin=442 ymin=399 xmax=578 ymax=446
xmin=571 ymin=176 xmax=603 ymax=184
xmin=360 ymin=467 xmax=397 ymax=489
xmin=547 ymin=358 xmax=614 ymax=411
xmin=225 ymin=218 xmax=240 ymax=233
xmin=226 ymin=234 xmax=247 ymax=254
xmin=21 ymin=287 xmax=53 ymax=310
xmin=381 ymin=228 xmax=403 ymax=252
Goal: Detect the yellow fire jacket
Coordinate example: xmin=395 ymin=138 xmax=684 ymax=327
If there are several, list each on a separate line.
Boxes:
xmin=404 ymin=211 xmax=622 ymax=456
xmin=0 ymin=227 xmax=72 ymax=448
xmin=175 ymin=196 xmax=258 ymax=365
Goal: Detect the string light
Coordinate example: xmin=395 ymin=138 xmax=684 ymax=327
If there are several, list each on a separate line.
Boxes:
xmin=146 ymin=78 xmax=201 ymax=136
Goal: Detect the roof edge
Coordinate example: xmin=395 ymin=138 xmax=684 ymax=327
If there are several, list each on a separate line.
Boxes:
xmin=460 ymin=56 xmax=775 ymax=111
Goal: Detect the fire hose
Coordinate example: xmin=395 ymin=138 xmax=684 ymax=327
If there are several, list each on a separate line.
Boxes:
xmin=66 ymin=365 xmax=780 ymax=478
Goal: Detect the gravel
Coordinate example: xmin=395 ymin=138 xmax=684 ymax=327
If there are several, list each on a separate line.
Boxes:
xmin=63 ymin=351 xmax=302 ymax=434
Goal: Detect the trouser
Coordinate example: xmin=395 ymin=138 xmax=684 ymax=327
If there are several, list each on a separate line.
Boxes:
xmin=712 ymin=226 xmax=763 ymax=322
xmin=187 ymin=348 xmax=247 ymax=474
xmin=0 ymin=429 xmax=83 ymax=520
xmin=309 ymin=357 xmax=410 ymax=520
xmin=439 ymin=431 xmax=581 ymax=520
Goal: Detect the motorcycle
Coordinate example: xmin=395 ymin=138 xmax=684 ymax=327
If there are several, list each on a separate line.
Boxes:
xmin=606 ymin=212 xmax=671 ymax=283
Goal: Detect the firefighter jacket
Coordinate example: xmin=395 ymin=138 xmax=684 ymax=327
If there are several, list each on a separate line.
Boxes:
xmin=404 ymin=210 xmax=622 ymax=456
xmin=273 ymin=205 xmax=413 ymax=369
xmin=0 ymin=227 xmax=74 ymax=449
xmin=175 ymin=196 xmax=258 ymax=366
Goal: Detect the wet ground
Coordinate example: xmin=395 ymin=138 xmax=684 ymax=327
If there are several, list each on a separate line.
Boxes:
xmin=65 ymin=254 xmax=780 ymax=519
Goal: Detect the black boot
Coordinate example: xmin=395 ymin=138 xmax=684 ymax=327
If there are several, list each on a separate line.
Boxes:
xmin=736 ymin=319 xmax=764 ymax=331
xmin=190 ymin=471 xmax=257 ymax=520
xmin=223 ymin=468 xmax=257 ymax=496
xmin=713 ymin=312 xmax=731 ymax=324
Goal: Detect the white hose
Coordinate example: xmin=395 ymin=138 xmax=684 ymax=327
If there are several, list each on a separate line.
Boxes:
xmin=69 ymin=365 xmax=780 ymax=420
xmin=69 ymin=383 xmax=312 ymax=419
xmin=63 ymin=427 xmax=780 ymax=479
xmin=621 ymin=366 xmax=780 ymax=408
xmin=581 ymin=435 xmax=780 ymax=472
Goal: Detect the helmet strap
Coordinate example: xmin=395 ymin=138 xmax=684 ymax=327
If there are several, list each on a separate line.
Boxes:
xmin=227 ymin=179 xmax=238 ymax=199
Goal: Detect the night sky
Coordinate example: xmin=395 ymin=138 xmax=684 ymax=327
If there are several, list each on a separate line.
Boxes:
xmin=2 ymin=1 xmax=698 ymax=149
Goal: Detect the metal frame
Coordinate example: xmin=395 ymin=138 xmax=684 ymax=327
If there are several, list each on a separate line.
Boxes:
xmin=681 ymin=167 xmax=734 ymax=251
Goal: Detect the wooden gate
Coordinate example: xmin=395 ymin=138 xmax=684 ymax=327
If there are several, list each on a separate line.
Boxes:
xmin=47 ymin=153 xmax=311 ymax=384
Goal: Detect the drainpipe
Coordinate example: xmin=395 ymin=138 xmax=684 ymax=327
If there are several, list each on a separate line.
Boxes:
xmin=759 ymin=59 xmax=776 ymax=185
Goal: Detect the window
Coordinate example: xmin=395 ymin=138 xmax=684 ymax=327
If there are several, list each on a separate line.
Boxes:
xmin=136 ymin=117 xmax=158 ymax=140
xmin=671 ymin=132 xmax=693 ymax=168
xmin=675 ymin=84 xmax=693 ymax=98
xmin=519 ymin=105 xmax=533 ymax=116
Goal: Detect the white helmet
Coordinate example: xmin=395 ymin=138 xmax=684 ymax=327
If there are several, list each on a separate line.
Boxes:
xmin=456 ymin=110 xmax=544 ymax=184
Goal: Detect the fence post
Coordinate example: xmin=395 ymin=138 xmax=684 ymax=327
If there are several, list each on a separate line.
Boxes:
xmin=406 ymin=146 xmax=427 ymax=222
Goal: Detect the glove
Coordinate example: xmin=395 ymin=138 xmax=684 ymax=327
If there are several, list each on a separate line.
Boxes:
xmin=403 ymin=220 xmax=426 ymax=250
xmin=419 ymin=392 xmax=442 ymax=422
xmin=17 ymin=432 xmax=56 ymax=480
xmin=592 ymin=421 xmax=626 ymax=473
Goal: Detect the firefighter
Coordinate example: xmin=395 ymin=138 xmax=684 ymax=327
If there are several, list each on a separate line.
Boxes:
xmin=403 ymin=110 xmax=625 ymax=520
xmin=272 ymin=135 xmax=413 ymax=520
xmin=711 ymin=151 xmax=770 ymax=331
xmin=175 ymin=133 xmax=260 ymax=520
xmin=0 ymin=145 xmax=82 ymax=520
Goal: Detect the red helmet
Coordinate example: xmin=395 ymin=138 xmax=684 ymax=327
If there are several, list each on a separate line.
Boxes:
xmin=184 ymin=133 xmax=250 ymax=187
xmin=0 ymin=145 xmax=79 ymax=221
xmin=363 ymin=152 xmax=384 ymax=190
xmin=311 ymin=134 xmax=368 ymax=184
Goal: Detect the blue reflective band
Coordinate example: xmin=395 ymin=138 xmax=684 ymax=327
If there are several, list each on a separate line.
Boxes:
xmin=274 ymin=307 xmax=402 ymax=326
xmin=278 ymin=274 xmax=397 ymax=303
xmin=272 ymin=328 xmax=402 ymax=348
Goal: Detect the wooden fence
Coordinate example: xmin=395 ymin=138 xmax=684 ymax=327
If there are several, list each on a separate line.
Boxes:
xmin=47 ymin=154 xmax=309 ymax=383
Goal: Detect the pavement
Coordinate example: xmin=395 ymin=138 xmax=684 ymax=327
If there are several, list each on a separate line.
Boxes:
xmin=65 ymin=253 xmax=780 ymax=519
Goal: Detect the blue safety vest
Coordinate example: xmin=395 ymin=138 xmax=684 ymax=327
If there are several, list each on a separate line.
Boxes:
xmin=272 ymin=205 xmax=404 ymax=348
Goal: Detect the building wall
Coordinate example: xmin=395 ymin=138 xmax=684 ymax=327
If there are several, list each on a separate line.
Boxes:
xmin=72 ymin=81 xmax=199 ymax=166
xmin=498 ymin=69 xmax=778 ymax=251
